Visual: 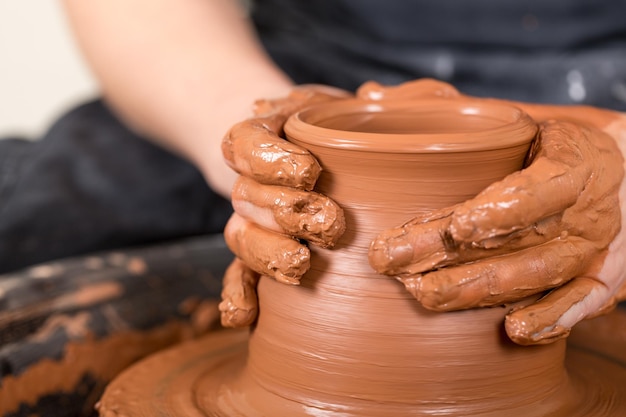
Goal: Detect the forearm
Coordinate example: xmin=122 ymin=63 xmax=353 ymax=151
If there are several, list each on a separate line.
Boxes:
xmin=62 ymin=0 xmax=293 ymax=198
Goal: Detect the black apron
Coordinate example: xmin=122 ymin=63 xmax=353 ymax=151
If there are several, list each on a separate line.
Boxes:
xmin=253 ymin=0 xmax=626 ymax=109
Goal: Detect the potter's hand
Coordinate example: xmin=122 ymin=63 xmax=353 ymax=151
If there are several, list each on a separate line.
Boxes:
xmin=369 ymin=111 xmax=626 ymax=345
xmin=219 ymin=86 xmax=349 ymax=327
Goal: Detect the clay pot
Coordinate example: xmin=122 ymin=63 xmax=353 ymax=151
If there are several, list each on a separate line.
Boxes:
xmin=217 ymin=97 xmax=582 ymax=416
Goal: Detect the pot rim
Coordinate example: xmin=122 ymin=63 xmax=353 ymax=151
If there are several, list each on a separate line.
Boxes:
xmin=285 ymin=97 xmax=538 ymax=153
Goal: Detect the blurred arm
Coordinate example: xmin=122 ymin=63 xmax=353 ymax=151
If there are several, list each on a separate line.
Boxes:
xmin=61 ymin=0 xmax=293 ymax=198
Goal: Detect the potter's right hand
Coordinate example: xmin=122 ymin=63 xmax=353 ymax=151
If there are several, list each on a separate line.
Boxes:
xmin=219 ymin=86 xmax=349 ymax=327
xmin=369 ymin=111 xmax=626 ymax=345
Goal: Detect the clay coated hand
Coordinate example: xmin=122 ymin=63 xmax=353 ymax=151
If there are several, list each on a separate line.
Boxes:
xmin=369 ymin=99 xmax=626 ymax=345
xmin=219 ymin=86 xmax=349 ymax=327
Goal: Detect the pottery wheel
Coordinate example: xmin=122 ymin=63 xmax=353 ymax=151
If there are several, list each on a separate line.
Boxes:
xmin=98 ymin=308 xmax=626 ymax=417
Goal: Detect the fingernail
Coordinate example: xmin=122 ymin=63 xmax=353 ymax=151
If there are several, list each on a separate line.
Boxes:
xmin=505 ymin=311 xmax=570 ymax=346
xmin=418 ymin=287 xmax=456 ymax=311
xmin=399 ymin=274 xmax=462 ymax=312
xmin=416 ymin=273 xmax=469 ymax=312
xmin=368 ymin=234 xmax=414 ymax=274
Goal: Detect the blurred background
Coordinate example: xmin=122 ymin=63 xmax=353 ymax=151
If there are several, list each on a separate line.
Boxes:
xmin=0 ymin=1 xmax=98 ymax=139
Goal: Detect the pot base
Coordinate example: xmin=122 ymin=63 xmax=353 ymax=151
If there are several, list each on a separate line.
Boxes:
xmin=98 ymin=308 xmax=626 ymax=417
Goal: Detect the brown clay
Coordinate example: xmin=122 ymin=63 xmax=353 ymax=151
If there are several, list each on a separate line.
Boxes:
xmin=95 ymin=310 xmax=626 ymax=416
xmin=231 ymin=176 xmax=345 ymax=248
xmin=224 ymin=213 xmax=310 ymax=285
xmin=222 ymin=86 xmax=350 ymax=191
xmin=98 ymin=88 xmax=626 ymax=416
xmin=219 ymin=258 xmax=259 ymax=327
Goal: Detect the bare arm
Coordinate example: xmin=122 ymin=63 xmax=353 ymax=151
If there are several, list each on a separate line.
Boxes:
xmin=61 ymin=0 xmax=293 ymax=198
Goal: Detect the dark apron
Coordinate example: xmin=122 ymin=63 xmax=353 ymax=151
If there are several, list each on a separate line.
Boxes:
xmin=253 ymin=0 xmax=626 ymax=109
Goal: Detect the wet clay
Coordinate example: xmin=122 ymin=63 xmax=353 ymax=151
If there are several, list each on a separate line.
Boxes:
xmin=96 ymin=308 xmax=626 ymax=416
xmin=99 ymin=88 xmax=626 ymax=416
xmin=219 ymin=258 xmax=260 ymax=327
xmin=223 ymin=213 xmax=310 ymax=285
xmin=222 ymin=86 xmax=351 ymax=191
xmin=231 ymin=176 xmax=345 ymax=248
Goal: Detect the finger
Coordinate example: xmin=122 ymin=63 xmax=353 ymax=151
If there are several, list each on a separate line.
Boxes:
xmin=368 ymin=206 xmax=457 ymax=275
xmin=224 ymin=213 xmax=310 ymax=285
xmin=254 ymin=85 xmax=351 ymax=116
xmin=450 ymin=121 xmax=595 ymax=243
xmin=232 ymin=176 xmax=346 ymax=248
xmin=369 ymin=207 xmax=564 ymax=276
xmin=222 ymin=86 xmax=350 ymax=189
xmin=356 ymin=79 xmax=460 ymax=101
xmin=505 ymin=276 xmax=613 ymax=345
xmin=400 ymin=236 xmax=596 ymax=311
xmin=222 ymin=115 xmax=321 ymax=190
xmin=219 ymin=258 xmax=260 ymax=328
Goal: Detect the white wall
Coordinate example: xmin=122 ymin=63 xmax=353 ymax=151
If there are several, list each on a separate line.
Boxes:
xmin=0 ymin=1 xmax=98 ymax=138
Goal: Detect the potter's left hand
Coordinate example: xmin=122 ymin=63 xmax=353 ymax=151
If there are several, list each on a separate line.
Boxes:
xmin=369 ymin=101 xmax=626 ymax=345
xmin=219 ymin=85 xmax=349 ymax=327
